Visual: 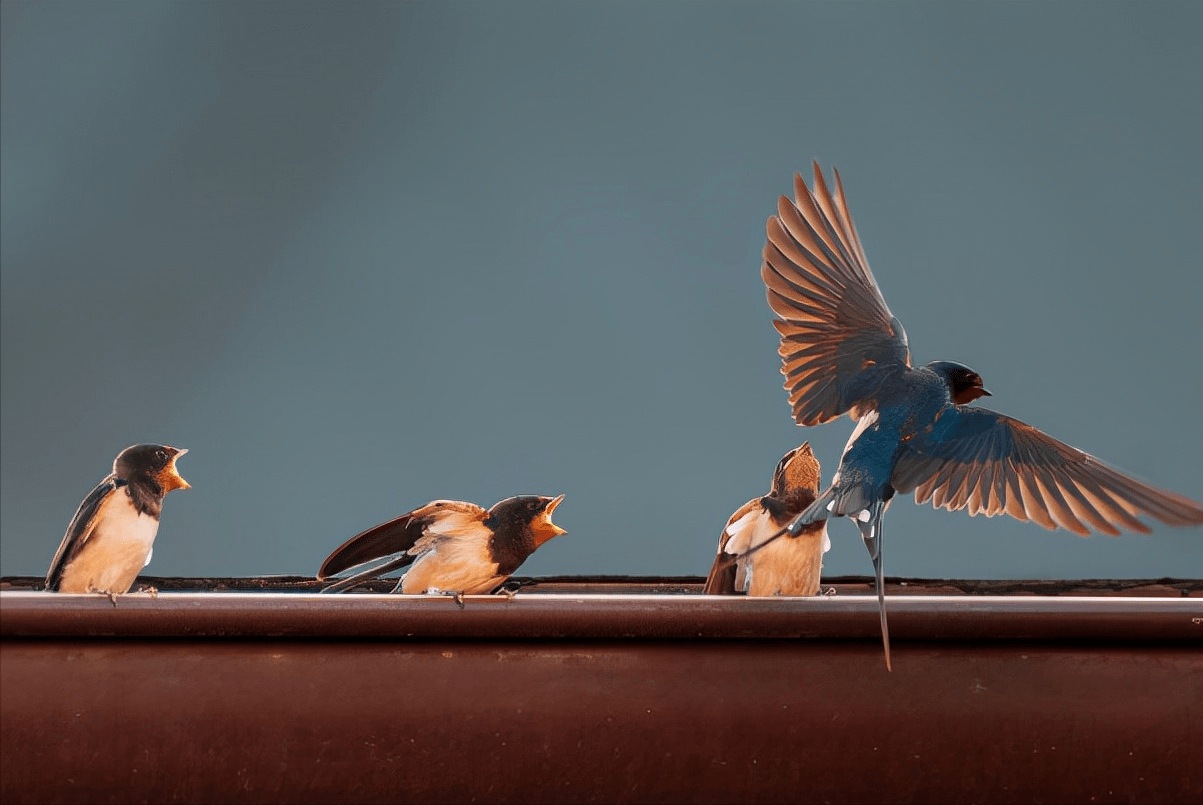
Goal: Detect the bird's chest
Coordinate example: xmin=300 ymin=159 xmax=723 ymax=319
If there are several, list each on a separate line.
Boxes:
xmin=61 ymin=490 xmax=160 ymax=594
xmin=400 ymin=536 xmax=504 ymax=595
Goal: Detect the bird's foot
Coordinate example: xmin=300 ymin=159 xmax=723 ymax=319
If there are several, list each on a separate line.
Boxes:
xmin=137 ymin=584 xmax=159 ymax=599
xmin=823 ymin=586 xmax=838 ymax=596
xmin=426 ymin=588 xmax=467 ymax=609
xmin=107 ymin=592 xmax=120 ymax=607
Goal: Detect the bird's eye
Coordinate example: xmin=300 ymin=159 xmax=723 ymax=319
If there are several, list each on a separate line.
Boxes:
xmin=155 ymin=449 xmax=168 ymax=461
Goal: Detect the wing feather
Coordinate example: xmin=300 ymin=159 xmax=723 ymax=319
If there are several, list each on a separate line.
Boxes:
xmin=45 ymin=476 xmax=117 ymax=591
xmin=318 ymin=500 xmax=487 ymax=579
xmin=893 ymin=406 xmax=1203 ymax=535
xmin=762 ymin=163 xmax=911 ymax=427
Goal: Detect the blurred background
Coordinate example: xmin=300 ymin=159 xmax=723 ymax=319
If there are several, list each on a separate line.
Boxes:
xmin=3 ymin=1 xmax=1201 ymax=583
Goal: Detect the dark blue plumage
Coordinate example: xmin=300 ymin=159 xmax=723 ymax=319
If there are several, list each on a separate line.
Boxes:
xmin=763 ymin=163 xmax=1203 ymax=670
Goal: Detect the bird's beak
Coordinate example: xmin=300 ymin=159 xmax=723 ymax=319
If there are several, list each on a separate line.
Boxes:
xmin=162 ymin=447 xmax=191 ymax=492
xmin=542 ymin=494 xmax=567 ymax=536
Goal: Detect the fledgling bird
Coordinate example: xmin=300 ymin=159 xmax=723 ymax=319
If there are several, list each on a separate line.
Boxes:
xmin=318 ymin=494 xmax=567 ymax=595
xmin=703 ymin=442 xmax=830 ymax=596
xmin=45 ymin=444 xmax=190 ymax=598
xmin=759 ymin=162 xmax=1203 ymax=670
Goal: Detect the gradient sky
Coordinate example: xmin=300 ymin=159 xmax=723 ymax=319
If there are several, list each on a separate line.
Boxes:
xmin=3 ymin=1 xmax=1201 ymax=584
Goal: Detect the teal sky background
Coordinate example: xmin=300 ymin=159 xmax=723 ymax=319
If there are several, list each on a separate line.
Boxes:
xmin=3 ymin=1 xmax=1201 ymax=582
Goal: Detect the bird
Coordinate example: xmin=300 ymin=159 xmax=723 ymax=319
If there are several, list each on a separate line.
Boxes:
xmin=703 ymin=442 xmax=830 ymax=596
xmin=318 ymin=494 xmax=567 ymax=595
xmin=757 ymin=162 xmax=1203 ymax=670
xmin=45 ymin=444 xmax=190 ymax=599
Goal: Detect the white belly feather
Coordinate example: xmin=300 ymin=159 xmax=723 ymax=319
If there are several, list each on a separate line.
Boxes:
xmin=58 ymin=490 xmax=160 ymax=595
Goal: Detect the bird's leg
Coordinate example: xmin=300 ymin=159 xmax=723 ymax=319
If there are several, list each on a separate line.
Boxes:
xmin=427 ymin=588 xmax=466 ymax=608
xmin=856 ymin=505 xmax=891 ymax=672
xmin=107 ymin=592 xmax=120 ymax=607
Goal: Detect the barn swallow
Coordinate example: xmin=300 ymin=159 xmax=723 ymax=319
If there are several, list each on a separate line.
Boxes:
xmin=758 ymin=162 xmax=1203 ymax=670
xmin=703 ymin=442 xmax=830 ymax=596
xmin=45 ymin=444 xmax=190 ymax=599
xmin=318 ymin=494 xmax=567 ymax=595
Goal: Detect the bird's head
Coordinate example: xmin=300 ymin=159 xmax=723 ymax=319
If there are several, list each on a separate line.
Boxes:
xmin=114 ymin=444 xmax=190 ymax=493
xmin=772 ymin=442 xmax=822 ymax=496
xmin=492 ymin=494 xmax=567 ymax=548
xmin=924 ymin=361 xmax=992 ymax=405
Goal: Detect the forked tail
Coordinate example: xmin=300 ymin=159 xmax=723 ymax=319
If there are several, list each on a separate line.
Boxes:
xmin=853 ymin=500 xmax=891 ymax=671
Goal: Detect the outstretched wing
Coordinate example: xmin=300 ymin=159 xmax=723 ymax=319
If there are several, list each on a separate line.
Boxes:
xmin=891 ymin=406 xmax=1203 ymax=535
xmin=762 ymin=162 xmax=911 ymax=426
xmin=45 ymin=476 xmax=117 ymax=591
xmin=317 ymin=499 xmax=486 ymax=579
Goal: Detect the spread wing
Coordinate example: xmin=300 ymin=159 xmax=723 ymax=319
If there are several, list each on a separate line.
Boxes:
xmin=891 ymin=406 xmax=1203 ymax=535
xmin=317 ymin=499 xmax=486 ymax=579
xmin=45 ymin=476 xmax=117 ymax=591
xmin=762 ymin=162 xmax=911 ymax=426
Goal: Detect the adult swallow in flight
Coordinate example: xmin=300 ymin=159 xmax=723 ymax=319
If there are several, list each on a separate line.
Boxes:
xmin=318 ymin=494 xmax=567 ymax=595
xmin=703 ymin=442 xmax=830 ymax=596
xmin=45 ymin=444 xmax=190 ymax=599
xmin=759 ymin=162 xmax=1203 ymax=670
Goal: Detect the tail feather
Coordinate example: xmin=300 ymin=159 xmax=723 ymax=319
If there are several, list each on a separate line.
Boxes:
xmin=853 ymin=501 xmax=891 ymax=671
xmin=320 ymin=553 xmax=414 ymax=594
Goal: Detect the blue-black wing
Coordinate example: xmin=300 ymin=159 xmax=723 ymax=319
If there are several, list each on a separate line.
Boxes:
xmin=45 ymin=476 xmax=118 ymax=591
xmin=318 ymin=511 xmax=429 ymax=579
xmin=891 ymin=406 xmax=1203 ymax=535
xmin=318 ymin=499 xmax=488 ymax=580
xmin=762 ymin=162 xmax=911 ymax=426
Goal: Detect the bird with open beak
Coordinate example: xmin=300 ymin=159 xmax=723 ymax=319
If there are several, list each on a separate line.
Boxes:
xmin=45 ymin=443 xmax=190 ymax=598
xmin=704 ymin=442 xmax=829 ymax=596
xmin=318 ymin=494 xmax=567 ymax=595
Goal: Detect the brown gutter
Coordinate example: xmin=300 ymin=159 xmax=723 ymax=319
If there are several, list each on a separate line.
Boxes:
xmin=2 ymin=577 xmax=1202 ymax=804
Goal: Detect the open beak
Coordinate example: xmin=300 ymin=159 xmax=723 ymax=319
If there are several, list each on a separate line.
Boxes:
xmin=163 ymin=447 xmax=191 ymax=491
xmin=542 ymin=494 xmax=567 ymax=536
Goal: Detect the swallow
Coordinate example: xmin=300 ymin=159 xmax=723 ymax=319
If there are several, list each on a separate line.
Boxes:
xmin=703 ymin=442 xmax=830 ymax=596
xmin=318 ymin=494 xmax=567 ymax=595
xmin=758 ymin=162 xmax=1203 ymax=670
xmin=45 ymin=444 xmax=190 ymax=599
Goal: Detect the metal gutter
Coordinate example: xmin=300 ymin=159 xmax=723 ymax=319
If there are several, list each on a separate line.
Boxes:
xmin=2 ymin=577 xmax=1201 ymax=804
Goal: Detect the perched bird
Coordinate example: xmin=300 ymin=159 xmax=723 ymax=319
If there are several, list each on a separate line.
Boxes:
xmin=703 ymin=442 xmax=830 ymax=596
xmin=759 ymin=162 xmax=1203 ymax=670
xmin=45 ymin=444 xmax=190 ymax=598
xmin=318 ymin=494 xmax=567 ymax=595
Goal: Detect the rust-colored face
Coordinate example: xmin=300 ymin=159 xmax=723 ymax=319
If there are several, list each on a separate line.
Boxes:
xmin=952 ymin=374 xmax=990 ymax=405
xmin=531 ymin=494 xmax=567 ymax=547
xmin=780 ymin=442 xmax=822 ymax=495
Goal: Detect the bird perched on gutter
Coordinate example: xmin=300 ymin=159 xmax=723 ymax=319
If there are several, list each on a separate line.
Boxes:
xmin=758 ymin=162 xmax=1203 ymax=670
xmin=703 ymin=442 xmax=829 ymax=596
xmin=45 ymin=444 xmax=190 ymax=600
xmin=318 ymin=494 xmax=567 ymax=595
